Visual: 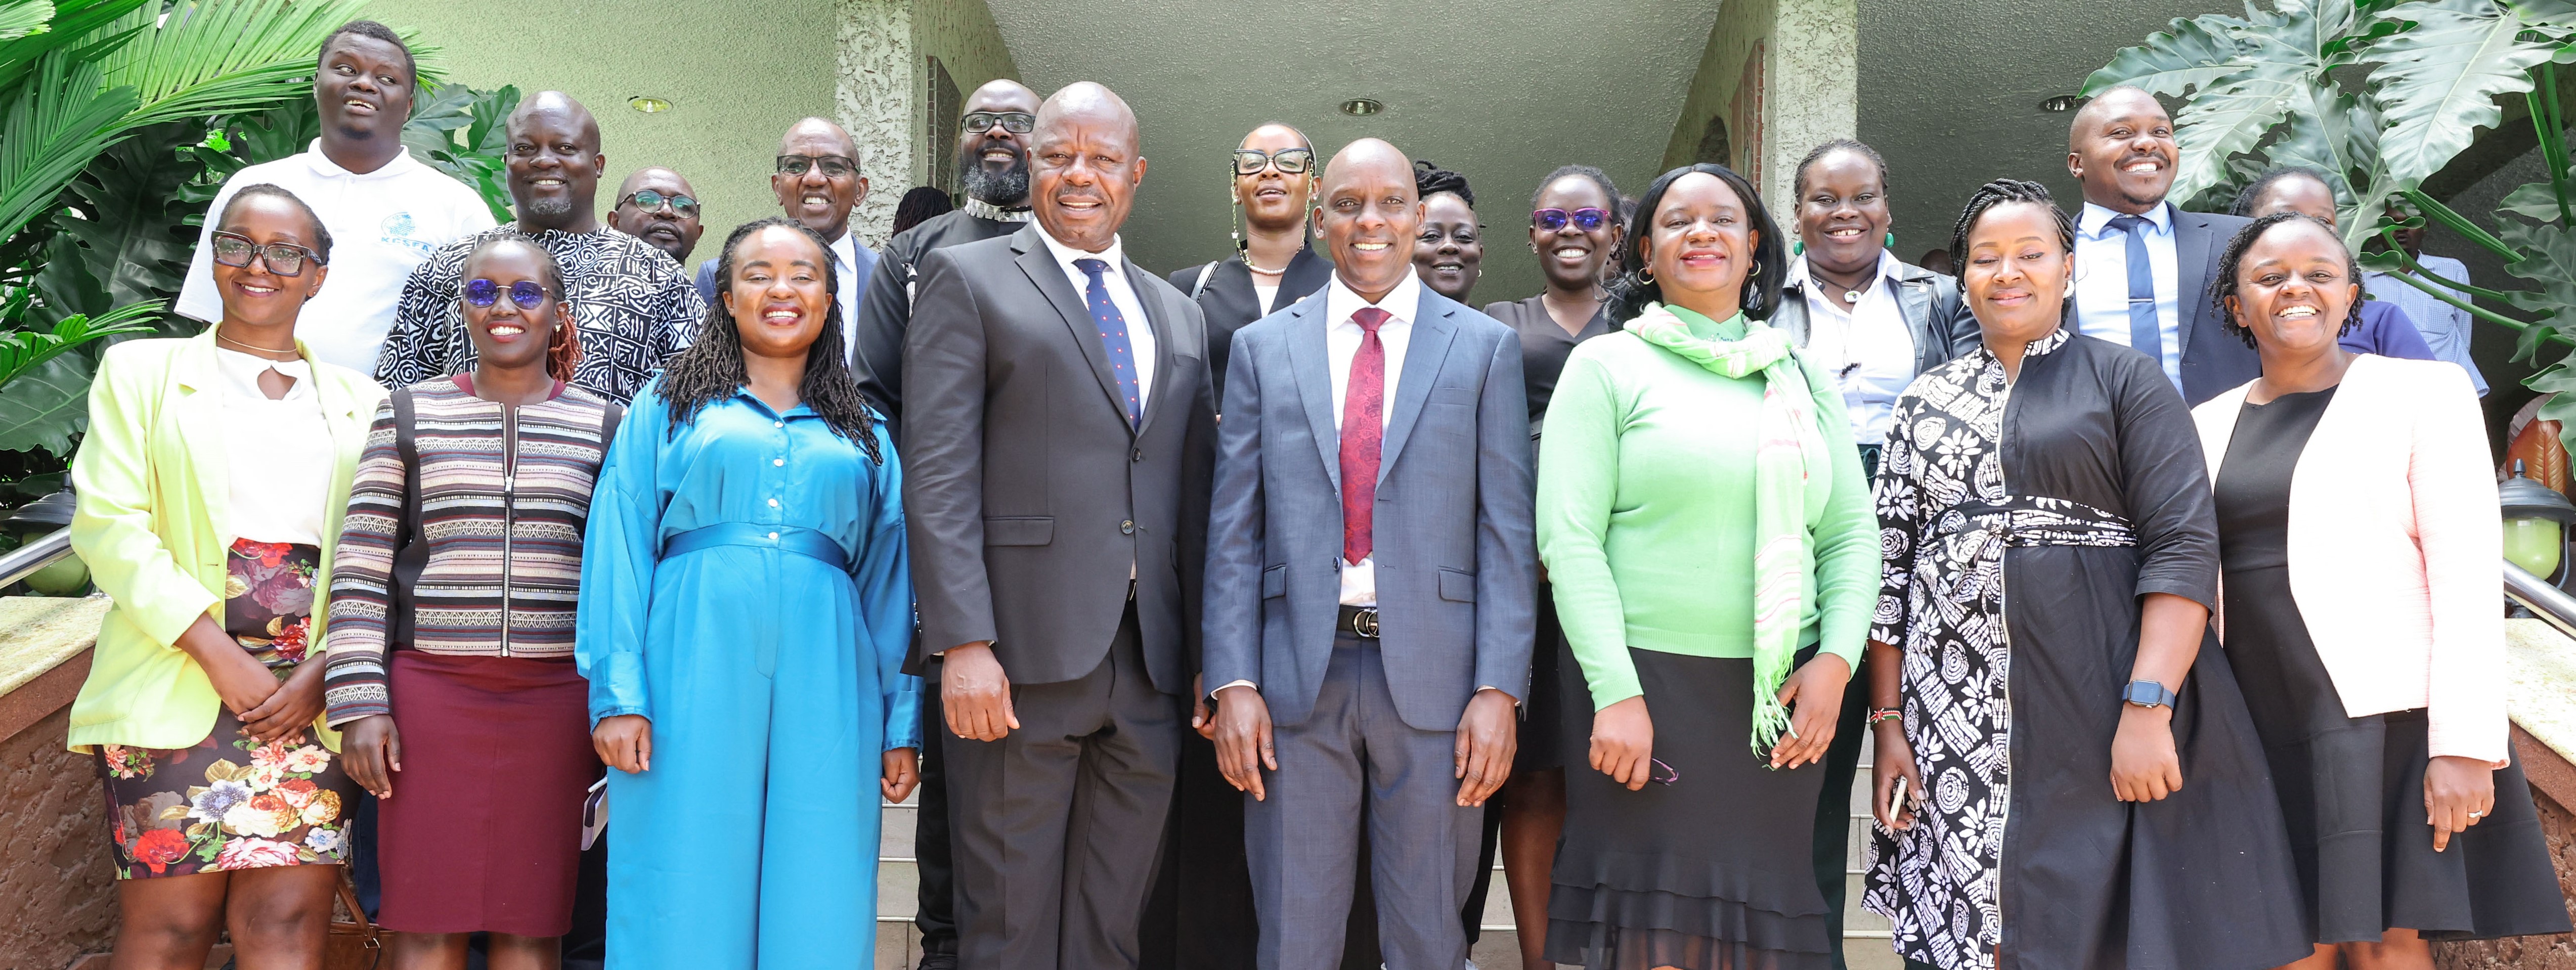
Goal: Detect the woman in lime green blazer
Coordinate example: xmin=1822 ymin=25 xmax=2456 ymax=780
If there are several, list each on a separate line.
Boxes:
xmin=69 ymin=185 xmax=385 ymax=966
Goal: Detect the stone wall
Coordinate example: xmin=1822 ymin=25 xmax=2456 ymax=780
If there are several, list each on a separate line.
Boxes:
xmin=0 ymin=706 xmax=115 ymax=969
xmin=836 ymin=0 xmax=1020 ymax=251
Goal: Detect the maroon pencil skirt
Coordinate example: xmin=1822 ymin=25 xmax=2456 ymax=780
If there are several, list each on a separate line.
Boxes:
xmin=376 ymin=651 xmax=599 ymax=936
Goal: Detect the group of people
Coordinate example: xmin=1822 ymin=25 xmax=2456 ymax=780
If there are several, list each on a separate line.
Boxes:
xmin=57 ymin=18 xmax=2571 ymax=970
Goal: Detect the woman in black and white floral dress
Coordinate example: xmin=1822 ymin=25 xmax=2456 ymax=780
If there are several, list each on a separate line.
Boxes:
xmin=1857 ymin=180 xmax=2308 ymax=970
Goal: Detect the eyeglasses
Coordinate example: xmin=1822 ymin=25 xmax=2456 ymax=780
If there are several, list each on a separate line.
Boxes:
xmin=620 ymin=189 xmax=698 ymax=217
xmin=962 ymin=111 xmax=1035 ymax=135
xmin=1533 ymin=207 xmax=1611 ymax=232
xmin=1232 ymin=147 xmax=1315 ymax=177
xmin=463 ymin=278 xmax=550 ymax=310
xmin=777 ymin=155 xmax=859 ymax=179
xmin=209 ymin=232 xmax=322 ymax=276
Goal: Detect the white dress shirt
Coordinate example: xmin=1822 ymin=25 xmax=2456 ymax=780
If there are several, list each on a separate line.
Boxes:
xmin=1034 ymin=227 xmax=1157 ymax=408
xmin=2366 ymin=254 xmax=2488 ymax=395
xmin=213 ymin=348 xmax=334 ymax=545
xmin=2074 ymin=201 xmax=2184 ymax=391
xmin=826 ymin=231 xmax=865 ymax=368
xmin=1325 ymin=271 xmax=1421 ymax=608
xmin=1790 ymin=252 xmax=1915 ymax=445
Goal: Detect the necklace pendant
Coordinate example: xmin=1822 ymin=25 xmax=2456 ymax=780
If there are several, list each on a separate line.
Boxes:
xmin=1844 ymin=289 xmax=1864 ymax=303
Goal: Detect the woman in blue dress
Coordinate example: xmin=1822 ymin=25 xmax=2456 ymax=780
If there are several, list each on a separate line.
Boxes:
xmin=576 ymin=217 xmax=919 ymax=967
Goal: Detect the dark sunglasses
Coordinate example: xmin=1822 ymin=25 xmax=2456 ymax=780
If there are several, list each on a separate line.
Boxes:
xmin=1533 ymin=207 xmax=1610 ymax=232
xmin=962 ymin=111 xmax=1035 ymax=135
xmin=209 ymin=231 xmax=322 ymax=276
xmin=620 ymin=189 xmax=698 ymax=216
xmin=463 ymin=278 xmax=550 ymax=310
xmin=777 ymin=155 xmax=858 ymax=178
xmin=1232 ymin=147 xmax=1315 ymax=177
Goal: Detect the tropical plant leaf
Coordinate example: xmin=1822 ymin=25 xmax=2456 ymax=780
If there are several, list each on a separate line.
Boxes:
xmin=2517 ymin=0 xmax=2576 ymax=32
xmin=2169 ymin=52 xmax=2311 ymax=207
xmin=2084 ymin=12 xmax=2257 ymax=97
xmin=0 ymin=54 xmax=138 ymax=245
xmin=53 ymin=125 xmax=197 ymax=312
xmin=408 ymin=83 xmax=517 ymax=223
xmin=0 ymin=0 xmax=148 ymax=93
xmin=2501 ymin=181 xmax=2567 ymax=222
xmin=0 ymin=298 xmax=153 ymax=390
xmin=0 ymin=350 xmax=92 ymax=455
xmin=93 ymin=0 xmax=377 ymax=130
xmin=2364 ymin=0 xmax=2554 ymax=190
xmin=0 ymin=0 xmax=55 ymax=43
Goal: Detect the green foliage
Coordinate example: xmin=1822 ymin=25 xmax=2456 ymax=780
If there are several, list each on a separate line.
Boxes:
xmin=0 ymin=351 xmax=92 ymax=455
xmin=0 ymin=293 xmax=152 ymax=392
xmin=404 ymin=81 xmax=518 ymax=223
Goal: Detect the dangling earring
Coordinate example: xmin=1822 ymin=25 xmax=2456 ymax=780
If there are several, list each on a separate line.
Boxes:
xmin=1792 ymin=240 xmax=1804 ymax=255
xmin=1885 ymin=231 xmax=1896 ymax=248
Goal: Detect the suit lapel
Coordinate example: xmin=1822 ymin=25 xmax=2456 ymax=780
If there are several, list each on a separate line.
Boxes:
xmin=1282 ymin=246 xmax=1334 ymax=306
xmin=2172 ymin=203 xmax=2211 ymax=358
xmin=1011 ymin=227 xmax=1132 ymax=432
xmin=1284 ymin=296 xmax=1341 ymax=489
xmin=1125 ymin=257 xmax=1176 ymax=438
xmin=1376 ymin=296 xmax=1458 ymax=485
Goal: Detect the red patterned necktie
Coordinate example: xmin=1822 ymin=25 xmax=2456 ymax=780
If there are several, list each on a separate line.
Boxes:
xmin=1340 ymin=307 xmax=1390 ymax=565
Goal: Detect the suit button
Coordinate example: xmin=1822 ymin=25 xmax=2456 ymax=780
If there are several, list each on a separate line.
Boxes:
xmin=1132 ymin=449 xmax=1144 ymax=462
xmin=1120 ymin=520 xmax=1135 ymax=535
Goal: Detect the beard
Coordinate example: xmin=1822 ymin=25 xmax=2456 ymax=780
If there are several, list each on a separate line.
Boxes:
xmin=523 ymin=194 xmax=575 ymax=219
xmin=961 ymin=156 xmax=1030 ymax=205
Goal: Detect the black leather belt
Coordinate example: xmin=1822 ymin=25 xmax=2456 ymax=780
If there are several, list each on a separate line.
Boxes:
xmin=1337 ymin=605 xmax=1380 ymax=638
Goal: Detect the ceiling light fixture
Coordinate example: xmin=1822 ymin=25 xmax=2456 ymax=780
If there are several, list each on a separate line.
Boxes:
xmin=629 ymin=96 xmax=673 ymax=114
xmin=2038 ymin=94 xmax=2087 ymax=113
xmin=1340 ymin=98 xmax=1384 ymax=117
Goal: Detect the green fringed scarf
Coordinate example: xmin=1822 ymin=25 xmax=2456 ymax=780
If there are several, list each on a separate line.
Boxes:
xmin=1627 ymin=302 xmax=1833 ymax=757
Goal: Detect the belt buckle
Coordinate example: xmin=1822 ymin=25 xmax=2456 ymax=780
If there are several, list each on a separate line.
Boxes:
xmin=1348 ymin=606 xmax=1379 ymax=638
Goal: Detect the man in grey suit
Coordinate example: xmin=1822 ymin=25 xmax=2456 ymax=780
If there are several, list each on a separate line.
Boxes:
xmin=2065 ymin=85 xmax=2259 ymax=406
xmin=903 ymin=81 xmax=1215 ymax=969
xmin=1201 ymin=138 xmax=1535 ymax=970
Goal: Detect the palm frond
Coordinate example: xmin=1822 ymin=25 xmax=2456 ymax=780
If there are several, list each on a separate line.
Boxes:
xmin=97 ymin=0 xmax=376 ymax=129
xmin=0 ymin=0 xmax=55 ymax=43
xmin=0 ymin=298 xmax=155 ymax=391
xmin=0 ymin=0 xmax=148 ymax=92
xmin=0 ymin=54 xmax=138 ymax=246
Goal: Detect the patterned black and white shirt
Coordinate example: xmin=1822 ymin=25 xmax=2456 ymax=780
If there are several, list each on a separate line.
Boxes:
xmin=376 ymin=225 xmax=705 ymax=405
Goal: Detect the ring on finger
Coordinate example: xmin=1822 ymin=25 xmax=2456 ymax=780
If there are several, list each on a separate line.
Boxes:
xmin=2468 ymin=810 xmax=2484 ymax=819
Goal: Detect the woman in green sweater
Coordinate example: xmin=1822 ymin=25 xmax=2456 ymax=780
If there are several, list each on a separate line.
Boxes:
xmin=1535 ymin=162 xmax=1877 ymax=970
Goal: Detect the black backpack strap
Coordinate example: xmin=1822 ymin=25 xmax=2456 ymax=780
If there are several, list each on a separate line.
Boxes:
xmin=386 ymin=385 xmax=429 ymax=651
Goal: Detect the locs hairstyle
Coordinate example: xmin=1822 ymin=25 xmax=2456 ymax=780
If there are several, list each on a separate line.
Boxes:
xmin=1413 ymin=159 xmax=1473 ymax=208
xmin=459 ymin=233 xmax=581 ymax=382
xmin=1945 ymin=178 xmax=2075 ymax=273
xmin=2211 ymin=210 xmax=2367 ymax=349
xmin=1791 ymin=138 xmax=1889 ymax=198
xmin=218 ymin=183 xmax=334 ymax=263
xmin=1603 ymin=162 xmax=1787 ymax=325
xmin=658 ymin=217 xmax=884 ymax=461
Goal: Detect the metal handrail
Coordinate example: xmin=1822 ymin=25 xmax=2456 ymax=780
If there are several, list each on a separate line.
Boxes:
xmin=0 ymin=526 xmax=73 ymax=589
xmin=2505 ymin=558 xmax=2576 ymax=640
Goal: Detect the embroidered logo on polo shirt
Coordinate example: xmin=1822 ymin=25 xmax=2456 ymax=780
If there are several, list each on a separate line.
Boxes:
xmin=381 ymin=212 xmax=433 ymax=257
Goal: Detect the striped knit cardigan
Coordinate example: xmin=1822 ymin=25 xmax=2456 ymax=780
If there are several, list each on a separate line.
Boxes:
xmin=322 ymin=377 xmax=619 ymax=727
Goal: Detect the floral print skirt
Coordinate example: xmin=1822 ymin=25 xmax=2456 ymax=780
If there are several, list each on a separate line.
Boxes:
xmin=94 ymin=539 xmax=358 ymax=879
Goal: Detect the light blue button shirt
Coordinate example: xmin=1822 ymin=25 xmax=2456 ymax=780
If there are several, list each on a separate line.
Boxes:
xmin=2073 ymin=201 xmax=2183 ymax=391
xmin=2366 ymin=254 xmax=2488 ymax=396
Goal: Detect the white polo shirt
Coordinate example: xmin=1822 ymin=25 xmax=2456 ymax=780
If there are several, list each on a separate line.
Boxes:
xmin=178 ymin=142 xmax=497 ymax=374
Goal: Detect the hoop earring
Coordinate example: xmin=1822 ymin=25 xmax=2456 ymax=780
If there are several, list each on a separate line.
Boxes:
xmin=1637 ymin=267 xmax=1654 ymax=284
xmin=1749 ymin=262 xmax=1762 ymax=279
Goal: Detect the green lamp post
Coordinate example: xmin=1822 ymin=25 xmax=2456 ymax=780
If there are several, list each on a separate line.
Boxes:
xmin=0 ymin=489 xmax=86 ymax=596
xmin=2501 ymin=461 xmax=2576 ymax=585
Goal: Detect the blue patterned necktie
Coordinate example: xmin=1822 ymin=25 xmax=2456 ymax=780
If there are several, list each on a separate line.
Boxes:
xmin=2106 ymin=214 xmax=2163 ymax=370
xmin=1074 ymin=257 xmax=1141 ymax=426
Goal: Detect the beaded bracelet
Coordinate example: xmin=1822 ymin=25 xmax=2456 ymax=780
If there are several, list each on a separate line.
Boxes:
xmin=1866 ymin=708 xmax=1902 ymax=727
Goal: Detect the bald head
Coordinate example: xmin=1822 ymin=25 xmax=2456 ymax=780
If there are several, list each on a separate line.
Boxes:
xmin=504 ymin=91 xmax=605 ymax=232
xmin=1317 ymin=139 xmax=1422 ymax=299
xmin=968 ymin=78 xmax=1039 ymax=112
xmin=608 ymin=166 xmax=703 ymax=264
xmin=1028 ymin=82 xmax=1145 ymax=251
xmin=2066 ymin=85 xmax=2177 ymax=214
xmin=959 ymin=80 xmax=1039 ymax=206
xmin=775 ymin=116 xmax=866 ymax=240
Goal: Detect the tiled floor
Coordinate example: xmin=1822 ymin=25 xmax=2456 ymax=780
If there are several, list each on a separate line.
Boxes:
xmin=871 ymin=745 xmax=1904 ymax=970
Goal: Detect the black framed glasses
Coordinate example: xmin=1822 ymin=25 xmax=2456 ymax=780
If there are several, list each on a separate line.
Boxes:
xmin=962 ymin=111 xmax=1035 ymax=135
xmin=464 ymin=278 xmax=549 ymax=310
xmin=209 ymin=231 xmax=322 ymax=276
xmin=1232 ymin=147 xmax=1315 ymax=177
xmin=620 ymin=189 xmax=699 ymax=216
xmin=777 ymin=154 xmax=858 ymax=179
xmin=1533 ymin=207 xmax=1610 ymax=232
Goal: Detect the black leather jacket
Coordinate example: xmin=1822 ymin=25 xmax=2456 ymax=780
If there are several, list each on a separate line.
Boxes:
xmin=1769 ymin=257 xmax=1982 ymax=378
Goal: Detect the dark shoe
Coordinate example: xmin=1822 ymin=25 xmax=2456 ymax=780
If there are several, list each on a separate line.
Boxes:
xmin=916 ymin=954 xmax=959 ymax=970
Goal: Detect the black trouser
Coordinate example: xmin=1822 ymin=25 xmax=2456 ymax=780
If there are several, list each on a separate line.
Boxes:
xmin=916 ymin=655 xmax=957 ymax=960
xmin=1811 ymin=665 xmax=1870 ymax=969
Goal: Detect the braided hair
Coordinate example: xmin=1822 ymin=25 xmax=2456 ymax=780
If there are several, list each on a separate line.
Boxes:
xmin=459 ymin=233 xmax=581 ymax=381
xmin=1413 ymin=160 xmax=1473 ymax=207
xmin=659 ymin=218 xmax=884 ymax=462
xmin=2211 ymin=211 xmax=2364 ymax=349
xmin=2230 ymin=166 xmax=2331 ymax=218
xmin=1946 ymin=178 xmax=2074 ymax=272
xmin=1531 ymin=163 xmax=1620 ymax=213
xmin=1604 ymin=163 xmax=1786 ymax=325
xmin=1791 ymin=139 xmax=1889 ymax=198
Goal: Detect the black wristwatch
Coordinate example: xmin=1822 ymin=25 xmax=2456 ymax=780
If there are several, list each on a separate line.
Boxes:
xmin=2120 ymin=679 xmax=2177 ymax=709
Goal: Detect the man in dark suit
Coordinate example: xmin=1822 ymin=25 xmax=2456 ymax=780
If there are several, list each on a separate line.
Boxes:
xmin=903 ymin=80 xmax=1215 ymax=970
xmin=847 ymin=77 xmax=1040 ymax=970
xmin=1202 ymin=138 xmax=1535 ymax=970
xmin=2066 ymin=85 xmax=2257 ymax=406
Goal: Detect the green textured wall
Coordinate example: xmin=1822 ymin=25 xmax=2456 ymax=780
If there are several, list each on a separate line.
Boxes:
xmin=389 ymin=0 xmax=840 ymax=259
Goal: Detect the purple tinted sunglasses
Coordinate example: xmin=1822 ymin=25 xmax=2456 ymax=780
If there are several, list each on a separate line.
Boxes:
xmin=464 ymin=278 xmax=548 ymax=310
xmin=1533 ymin=207 xmax=1610 ymax=232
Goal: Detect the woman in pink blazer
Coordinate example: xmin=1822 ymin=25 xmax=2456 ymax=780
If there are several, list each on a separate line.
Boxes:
xmin=2192 ymin=211 xmax=2569 ymax=968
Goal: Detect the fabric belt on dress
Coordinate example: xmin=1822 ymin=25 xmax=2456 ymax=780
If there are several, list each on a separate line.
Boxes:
xmin=661 ymin=522 xmax=849 ymax=572
xmin=1925 ymin=496 xmax=2134 ymax=604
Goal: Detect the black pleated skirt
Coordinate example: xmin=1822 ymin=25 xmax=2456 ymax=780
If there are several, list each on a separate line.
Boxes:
xmin=2223 ymin=564 xmax=2573 ymax=944
xmin=1546 ymin=649 xmax=1833 ymax=970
